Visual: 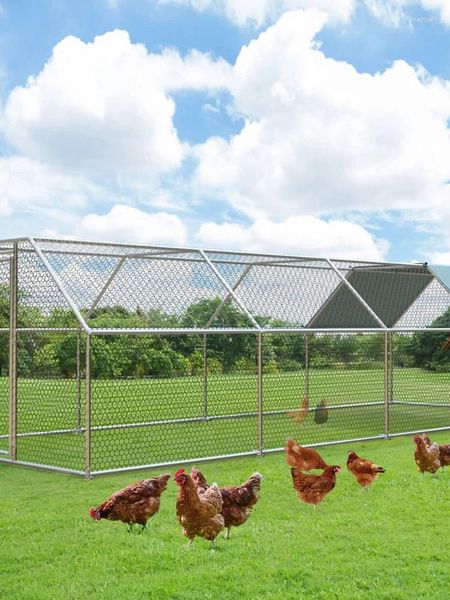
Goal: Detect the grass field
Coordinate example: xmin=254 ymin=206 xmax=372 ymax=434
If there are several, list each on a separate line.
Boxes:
xmin=1 ymin=434 xmax=450 ymax=599
xmin=0 ymin=368 xmax=449 ymax=473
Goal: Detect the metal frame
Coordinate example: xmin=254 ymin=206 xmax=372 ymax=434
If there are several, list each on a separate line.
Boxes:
xmin=0 ymin=236 xmax=448 ymax=477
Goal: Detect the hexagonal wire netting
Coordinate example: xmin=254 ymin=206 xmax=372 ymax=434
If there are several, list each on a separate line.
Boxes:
xmin=0 ymin=237 xmax=448 ymax=476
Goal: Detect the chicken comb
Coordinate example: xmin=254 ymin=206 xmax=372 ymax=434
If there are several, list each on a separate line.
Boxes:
xmin=174 ymin=468 xmax=185 ymax=477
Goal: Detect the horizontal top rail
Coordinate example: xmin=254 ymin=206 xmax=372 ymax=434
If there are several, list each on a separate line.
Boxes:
xmin=6 ymin=236 xmax=414 ymax=267
xmin=89 ymin=326 xmax=450 ymax=335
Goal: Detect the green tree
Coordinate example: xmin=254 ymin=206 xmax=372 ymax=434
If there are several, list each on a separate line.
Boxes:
xmin=408 ymin=307 xmax=450 ymax=371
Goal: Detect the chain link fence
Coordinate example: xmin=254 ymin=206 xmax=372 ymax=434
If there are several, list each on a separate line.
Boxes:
xmin=0 ymin=238 xmax=449 ymax=476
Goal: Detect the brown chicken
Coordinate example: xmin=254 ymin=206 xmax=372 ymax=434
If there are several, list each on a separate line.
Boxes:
xmin=89 ymin=473 xmax=170 ymax=532
xmin=288 ymin=396 xmax=309 ymax=424
xmin=291 ymin=465 xmax=341 ymax=506
xmin=191 ymin=466 xmax=262 ymax=539
xmin=174 ymin=468 xmax=224 ymax=549
xmin=285 ymin=438 xmax=330 ymax=471
xmin=413 ymin=435 xmax=441 ymax=474
xmin=346 ymin=451 xmax=385 ymax=487
xmin=442 ymin=336 xmax=450 ymax=351
xmin=422 ymin=433 xmax=450 ymax=468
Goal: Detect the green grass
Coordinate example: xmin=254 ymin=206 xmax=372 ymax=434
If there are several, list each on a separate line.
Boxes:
xmin=0 ymin=368 xmax=449 ymax=472
xmin=1 ymin=435 xmax=450 ymax=599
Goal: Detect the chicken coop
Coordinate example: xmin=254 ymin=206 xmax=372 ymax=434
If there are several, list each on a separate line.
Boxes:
xmin=0 ymin=237 xmax=449 ymax=477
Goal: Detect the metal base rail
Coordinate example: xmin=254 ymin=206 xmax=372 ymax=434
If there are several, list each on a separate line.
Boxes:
xmin=0 ymin=401 xmax=390 ymax=440
xmin=2 ymin=427 xmax=449 ymax=477
xmin=390 ymin=401 xmax=450 ymax=408
xmin=0 ymin=457 xmax=84 ymax=476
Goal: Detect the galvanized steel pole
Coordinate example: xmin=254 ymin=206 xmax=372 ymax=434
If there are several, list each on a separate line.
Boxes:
xmin=85 ymin=334 xmax=92 ymax=479
xmin=384 ymin=332 xmax=391 ymax=438
xmin=257 ymin=333 xmax=263 ymax=455
xmin=76 ymin=329 xmax=82 ymax=431
xmin=304 ymin=333 xmax=310 ymax=401
xmin=202 ymin=334 xmax=208 ymax=420
xmin=8 ymin=242 xmax=18 ymax=460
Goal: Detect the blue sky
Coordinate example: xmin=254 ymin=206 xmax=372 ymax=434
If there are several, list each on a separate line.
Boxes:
xmin=1 ymin=0 xmax=450 ymax=264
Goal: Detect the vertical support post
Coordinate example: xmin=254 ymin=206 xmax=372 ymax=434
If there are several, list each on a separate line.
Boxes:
xmin=304 ymin=333 xmax=310 ymax=401
xmin=8 ymin=242 xmax=18 ymax=461
xmin=76 ymin=329 xmax=82 ymax=431
xmin=85 ymin=334 xmax=91 ymax=479
xmin=384 ymin=331 xmax=392 ymax=439
xmin=388 ymin=332 xmax=393 ymax=431
xmin=257 ymin=332 xmax=263 ymax=455
xmin=202 ymin=334 xmax=208 ymax=420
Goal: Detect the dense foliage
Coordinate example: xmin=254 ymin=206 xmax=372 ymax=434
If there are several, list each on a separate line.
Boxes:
xmin=406 ymin=307 xmax=450 ymax=372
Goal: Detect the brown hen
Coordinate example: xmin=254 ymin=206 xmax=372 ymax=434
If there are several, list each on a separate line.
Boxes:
xmin=174 ymin=468 xmax=224 ymax=549
xmin=89 ymin=473 xmax=170 ymax=533
xmin=291 ymin=465 xmax=341 ymax=506
xmin=288 ymin=396 xmax=309 ymax=424
xmin=191 ymin=466 xmax=262 ymax=539
xmin=347 ymin=451 xmax=385 ymax=488
xmin=422 ymin=433 xmax=450 ymax=468
xmin=413 ymin=435 xmax=441 ymax=474
xmin=285 ymin=438 xmax=330 ymax=471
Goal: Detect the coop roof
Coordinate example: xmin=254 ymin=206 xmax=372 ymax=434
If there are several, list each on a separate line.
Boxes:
xmin=0 ymin=237 xmax=449 ymax=333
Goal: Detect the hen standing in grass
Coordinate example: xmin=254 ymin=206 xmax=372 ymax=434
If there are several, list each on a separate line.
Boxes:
xmin=285 ymin=438 xmax=330 ymax=471
xmin=174 ymin=468 xmax=224 ymax=549
xmin=291 ymin=465 xmax=341 ymax=506
xmin=346 ymin=451 xmax=385 ymax=488
xmin=413 ymin=435 xmax=441 ymax=474
xmin=89 ymin=473 xmax=170 ymax=532
xmin=422 ymin=433 xmax=450 ymax=469
xmin=191 ymin=466 xmax=262 ymax=540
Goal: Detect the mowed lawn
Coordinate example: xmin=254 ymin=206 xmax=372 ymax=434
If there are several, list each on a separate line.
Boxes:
xmin=1 ymin=368 xmax=449 ymax=472
xmin=1 ymin=434 xmax=450 ymax=600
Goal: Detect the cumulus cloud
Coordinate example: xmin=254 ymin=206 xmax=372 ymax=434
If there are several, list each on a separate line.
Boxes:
xmin=429 ymin=252 xmax=450 ymax=265
xmin=0 ymin=156 xmax=97 ymax=218
xmin=3 ymin=30 xmax=231 ymax=179
xmin=194 ymin=10 xmax=450 ymax=228
xmin=80 ymin=204 xmax=188 ymax=245
xmin=196 ymin=215 xmax=388 ymax=260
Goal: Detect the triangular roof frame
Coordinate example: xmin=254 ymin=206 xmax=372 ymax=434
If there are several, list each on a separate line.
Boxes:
xmin=1 ymin=236 xmax=448 ymax=333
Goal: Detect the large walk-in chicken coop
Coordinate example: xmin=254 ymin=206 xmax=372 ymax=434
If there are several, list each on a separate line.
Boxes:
xmin=0 ymin=237 xmax=449 ymax=477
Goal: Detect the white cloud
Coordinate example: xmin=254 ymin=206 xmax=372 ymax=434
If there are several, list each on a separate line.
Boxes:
xmin=3 ymin=30 xmax=231 ymax=179
xmin=429 ymin=252 xmax=450 ymax=265
xmin=196 ymin=215 xmax=388 ymax=260
xmin=158 ymin=0 xmax=355 ymax=25
xmin=364 ymin=1 xmax=450 ymax=26
xmin=421 ymin=0 xmax=450 ymax=24
xmin=80 ymin=204 xmax=188 ymax=245
xmin=0 ymin=156 xmax=97 ymax=218
xmin=194 ymin=10 xmax=450 ymax=227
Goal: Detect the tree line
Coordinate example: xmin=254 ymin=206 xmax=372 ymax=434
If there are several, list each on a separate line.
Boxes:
xmin=0 ymin=285 xmax=448 ymax=378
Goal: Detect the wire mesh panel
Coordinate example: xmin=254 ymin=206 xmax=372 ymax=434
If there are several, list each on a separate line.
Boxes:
xmin=16 ymin=242 xmax=79 ymax=328
xmin=390 ymin=332 xmax=450 ymax=434
xmin=15 ymin=331 xmax=84 ymax=471
xmin=1 ymin=237 xmax=449 ymax=476
xmin=89 ymin=333 xmax=258 ymax=473
xmin=262 ymin=332 xmax=386 ymax=450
